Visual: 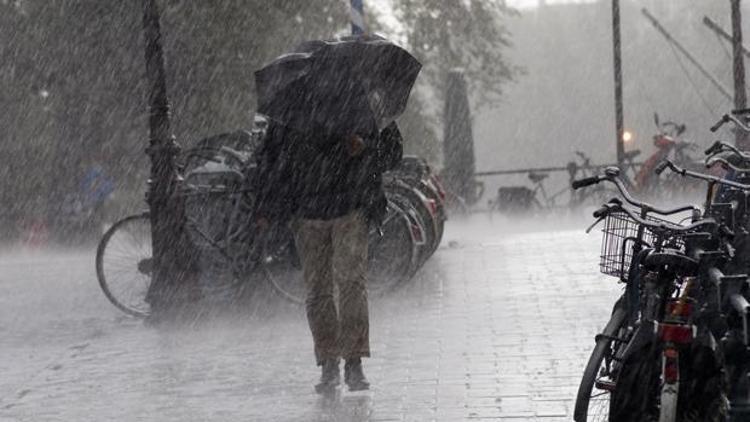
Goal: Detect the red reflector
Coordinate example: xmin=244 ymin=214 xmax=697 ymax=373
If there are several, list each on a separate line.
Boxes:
xmin=432 ymin=176 xmax=447 ymax=200
xmin=427 ymin=199 xmax=438 ymax=216
xmin=667 ymin=301 xmax=693 ymax=318
xmin=595 ymin=379 xmax=616 ymax=392
xmin=664 ymin=354 xmax=679 ymax=383
xmin=659 ymin=323 xmax=694 ymax=344
xmin=664 ymin=348 xmax=678 ymax=359
xmin=410 ymin=223 xmax=424 ymax=243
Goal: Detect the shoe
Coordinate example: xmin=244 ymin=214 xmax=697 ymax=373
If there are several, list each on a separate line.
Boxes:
xmin=344 ymin=358 xmax=370 ymax=391
xmin=315 ymin=358 xmax=340 ymax=394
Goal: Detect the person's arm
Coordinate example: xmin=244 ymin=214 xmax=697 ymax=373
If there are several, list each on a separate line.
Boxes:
xmin=252 ymin=123 xmax=296 ymax=224
xmin=374 ymin=123 xmax=403 ymax=172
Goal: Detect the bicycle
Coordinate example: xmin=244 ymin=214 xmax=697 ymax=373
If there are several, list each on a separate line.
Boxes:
xmin=573 ymin=113 xmax=702 ymax=208
xmin=388 ymin=155 xmax=447 ymax=254
xmin=96 ymin=134 xmax=432 ymax=315
xmin=571 ymin=108 xmax=750 ymax=420
xmin=615 ymin=113 xmax=702 ymax=201
xmin=571 ymin=165 xmax=737 ymax=422
xmin=261 ymin=190 xmax=427 ymax=304
xmin=262 ymin=159 xmax=441 ymax=302
xmin=489 ymin=152 xmax=601 ymax=214
xmin=652 ymin=155 xmax=750 ymax=421
xmin=488 ymin=171 xmax=562 ymax=214
xmin=384 ymin=174 xmax=440 ymax=265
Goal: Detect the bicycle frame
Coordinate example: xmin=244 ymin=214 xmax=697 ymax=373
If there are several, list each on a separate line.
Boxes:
xmin=574 ymin=110 xmax=750 ymax=421
xmin=572 ymin=168 xmax=731 ymax=422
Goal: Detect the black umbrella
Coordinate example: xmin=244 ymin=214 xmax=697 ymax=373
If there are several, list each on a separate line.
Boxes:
xmin=255 ymin=35 xmax=421 ymax=138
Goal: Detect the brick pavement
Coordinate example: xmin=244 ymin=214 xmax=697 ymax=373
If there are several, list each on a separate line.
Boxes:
xmin=0 ymin=219 xmax=622 ymax=421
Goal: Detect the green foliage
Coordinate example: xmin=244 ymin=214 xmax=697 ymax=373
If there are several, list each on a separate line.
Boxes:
xmin=392 ymin=0 xmax=520 ymax=109
xmin=0 ymin=0 xmax=517 ymax=237
xmin=159 ymin=0 xmax=347 ymax=141
xmin=0 ymin=0 xmax=347 ymax=236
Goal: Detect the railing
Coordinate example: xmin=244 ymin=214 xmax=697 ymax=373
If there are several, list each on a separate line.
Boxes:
xmin=474 ymin=162 xmax=642 ymax=177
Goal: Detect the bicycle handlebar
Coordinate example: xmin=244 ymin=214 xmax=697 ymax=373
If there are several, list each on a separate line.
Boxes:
xmin=597 ymin=200 xmax=715 ymax=235
xmin=710 ymin=116 xmax=728 ymax=133
xmin=705 ymin=140 xmax=725 ymax=156
xmin=658 ymin=159 xmax=750 ymax=191
xmin=654 ymin=160 xmax=671 ymax=175
xmin=571 ymin=176 xmax=601 ymax=190
xmin=661 ymin=121 xmax=686 ymax=137
xmin=572 ymin=166 xmax=697 ymax=216
xmin=706 ymin=156 xmax=750 ymax=173
xmin=704 ymin=140 xmax=750 ymax=160
xmin=711 ymin=113 xmax=750 ymax=133
xmin=593 ymin=201 xmax=616 ymax=219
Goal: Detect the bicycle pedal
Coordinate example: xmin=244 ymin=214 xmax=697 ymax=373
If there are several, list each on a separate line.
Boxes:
xmin=595 ymin=380 xmax=616 ymax=391
xmin=594 ymin=333 xmax=628 ymax=343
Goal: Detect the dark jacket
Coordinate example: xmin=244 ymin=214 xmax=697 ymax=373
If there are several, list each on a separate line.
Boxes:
xmin=252 ymin=122 xmax=402 ymax=224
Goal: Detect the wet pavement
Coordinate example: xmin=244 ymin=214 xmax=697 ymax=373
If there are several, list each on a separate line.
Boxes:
xmin=1 ymin=216 xmax=621 ymax=421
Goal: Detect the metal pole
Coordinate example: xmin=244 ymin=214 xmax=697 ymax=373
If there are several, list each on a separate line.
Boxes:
xmin=703 ymin=16 xmax=750 ymax=60
xmin=351 ymin=0 xmax=365 ymax=35
xmin=732 ymin=0 xmax=749 ymax=149
xmin=474 ymin=162 xmax=641 ymax=177
xmin=612 ymin=0 xmax=625 ymax=166
xmin=141 ymin=0 xmax=183 ymax=311
xmin=642 ymin=8 xmax=733 ymax=101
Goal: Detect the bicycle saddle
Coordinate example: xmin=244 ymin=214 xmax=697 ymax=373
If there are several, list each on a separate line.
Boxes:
xmin=624 ymin=149 xmax=641 ymax=161
xmin=644 ymin=250 xmax=698 ymax=275
xmin=528 ymin=172 xmax=549 ymax=183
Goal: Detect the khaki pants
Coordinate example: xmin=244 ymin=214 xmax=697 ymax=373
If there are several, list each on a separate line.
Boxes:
xmin=293 ymin=210 xmax=370 ymax=365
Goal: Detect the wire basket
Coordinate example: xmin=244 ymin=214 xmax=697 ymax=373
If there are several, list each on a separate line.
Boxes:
xmin=600 ymin=210 xmax=685 ymax=279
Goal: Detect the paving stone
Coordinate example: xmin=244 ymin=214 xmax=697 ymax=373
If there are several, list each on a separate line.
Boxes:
xmin=1 ymin=220 xmax=622 ymax=420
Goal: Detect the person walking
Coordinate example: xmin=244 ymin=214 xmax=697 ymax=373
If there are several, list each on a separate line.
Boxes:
xmin=253 ymin=121 xmax=402 ymax=393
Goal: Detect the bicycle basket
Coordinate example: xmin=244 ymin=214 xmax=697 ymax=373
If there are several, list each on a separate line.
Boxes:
xmin=599 ymin=210 xmax=685 ymax=279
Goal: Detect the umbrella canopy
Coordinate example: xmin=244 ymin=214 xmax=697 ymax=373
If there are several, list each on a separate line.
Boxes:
xmin=255 ymin=35 xmax=421 ymax=138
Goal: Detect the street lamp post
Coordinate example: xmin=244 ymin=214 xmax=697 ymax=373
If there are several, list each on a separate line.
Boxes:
xmin=731 ymin=0 xmax=748 ymax=150
xmin=140 ymin=0 xmax=186 ymax=312
xmin=612 ymin=0 xmax=625 ymax=167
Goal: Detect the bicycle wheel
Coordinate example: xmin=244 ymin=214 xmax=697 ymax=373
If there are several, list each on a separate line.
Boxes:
xmin=398 ymin=176 xmax=446 ymax=251
xmin=387 ymin=184 xmax=437 ymax=265
xmin=611 ymin=332 xmax=728 ymax=422
xmin=368 ymin=200 xmax=419 ymax=291
xmin=417 ymin=180 xmax=446 ymax=252
xmin=262 ymin=202 xmax=420 ymax=304
xmin=95 ymin=213 xmax=152 ymax=318
xmin=574 ymin=302 xmax=628 ymax=422
xmin=261 ymin=226 xmax=304 ymax=305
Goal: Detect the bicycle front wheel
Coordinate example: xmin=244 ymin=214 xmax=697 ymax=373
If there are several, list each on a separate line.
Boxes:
xmin=387 ymin=186 xmax=437 ymax=265
xmin=574 ymin=303 xmax=627 ymax=422
xmin=368 ymin=200 xmax=419 ymax=292
xmin=95 ymin=213 xmax=152 ymax=318
xmin=262 ymin=202 xmax=421 ymax=305
xmin=261 ymin=227 xmax=304 ymax=305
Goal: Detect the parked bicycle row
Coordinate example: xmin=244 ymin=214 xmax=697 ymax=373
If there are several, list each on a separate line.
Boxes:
xmin=488 ymin=112 xmax=705 ymax=214
xmin=94 ymin=123 xmax=446 ymax=318
xmin=573 ymin=109 xmax=750 ymax=421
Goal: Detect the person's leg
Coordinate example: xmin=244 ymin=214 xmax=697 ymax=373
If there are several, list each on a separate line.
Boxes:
xmin=331 ymin=210 xmax=370 ymax=390
xmin=294 ymin=219 xmax=339 ymax=366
